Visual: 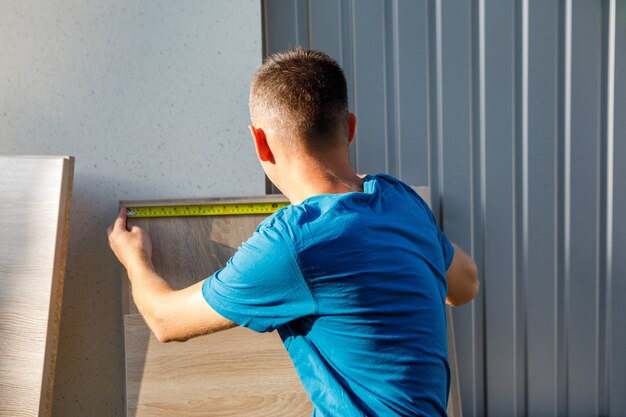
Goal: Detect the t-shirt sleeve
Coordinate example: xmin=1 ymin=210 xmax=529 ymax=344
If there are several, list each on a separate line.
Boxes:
xmin=415 ymin=189 xmax=455 ymax=272
xmin=201 ymin=222 xmax=316 ymax=333
xmin=437 ymin=227 xmax=455 ymax=271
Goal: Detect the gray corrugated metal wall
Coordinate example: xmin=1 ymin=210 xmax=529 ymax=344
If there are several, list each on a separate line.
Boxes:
xmin=263 ymin=1 xmax=626 ymax=416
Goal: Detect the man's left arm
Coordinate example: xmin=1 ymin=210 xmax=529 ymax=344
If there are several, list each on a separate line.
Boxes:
xmin=107 ymin=208 xmax=236 ymax=343
xmin=445 ymin=243 xmax=479 ymax=307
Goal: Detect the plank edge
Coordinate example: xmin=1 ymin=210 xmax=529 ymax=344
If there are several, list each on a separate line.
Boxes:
xmin=39 ymin=156 xmax=75 ymax=417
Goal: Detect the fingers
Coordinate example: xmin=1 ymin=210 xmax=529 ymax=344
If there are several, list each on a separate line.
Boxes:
xmin=114 ymin=207 xmax=128 ymax=231
xmin=107 ymin=207 xmax=128 ymax=242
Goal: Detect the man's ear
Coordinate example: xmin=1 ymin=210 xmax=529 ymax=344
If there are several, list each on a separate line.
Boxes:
xmin=248 ymin=125 xmax=275 ymax=163
xmin=347 ymin=112 xmax=357 ymax=145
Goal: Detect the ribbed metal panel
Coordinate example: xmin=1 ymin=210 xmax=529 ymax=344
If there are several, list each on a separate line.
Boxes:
xmin=263 ymin=0 xmax=626 ymax=416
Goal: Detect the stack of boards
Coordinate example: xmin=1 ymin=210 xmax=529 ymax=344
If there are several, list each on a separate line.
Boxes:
xmin=122 ymin=187 xmax=462 ymax=417
xmin=0 ymin=156 xmax=74 ymax=417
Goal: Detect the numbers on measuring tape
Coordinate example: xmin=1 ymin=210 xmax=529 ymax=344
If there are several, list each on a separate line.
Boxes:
xmin=125 ymin=201 xmax=290 ymax=218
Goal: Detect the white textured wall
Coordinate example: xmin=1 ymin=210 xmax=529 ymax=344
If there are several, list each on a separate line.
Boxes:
xmin=0 ymin=1 xmax=263 ymax=415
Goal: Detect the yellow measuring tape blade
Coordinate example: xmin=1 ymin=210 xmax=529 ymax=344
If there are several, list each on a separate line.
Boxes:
xmin=126 ymin=201 xmax=290 ymax=218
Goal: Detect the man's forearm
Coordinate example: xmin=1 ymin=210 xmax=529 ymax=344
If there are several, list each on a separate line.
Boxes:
xmin=127 ymin=261 xmax=175 ymax=341
xmin=108 ymin=208 xmax=235 ymax=342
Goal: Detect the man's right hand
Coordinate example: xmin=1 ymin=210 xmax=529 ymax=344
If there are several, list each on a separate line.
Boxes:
xmin=107 ymin=207 xmax=153 ymax=273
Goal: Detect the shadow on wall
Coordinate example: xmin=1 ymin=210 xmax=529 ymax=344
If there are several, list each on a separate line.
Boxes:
xmin=53 ymin=172 xmax=140 ymax=415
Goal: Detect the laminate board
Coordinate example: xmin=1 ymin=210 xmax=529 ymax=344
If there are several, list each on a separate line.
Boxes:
xmin=121 ymin=215 xmax=256 ymax=315
xmin=119 ymin=196 xmax=286 ymax=315
xmin=125 ymin=315 xmax=311 ymax=417
xmin=447 ymin=306 xmax=462 ymax=417
xmin=0 ymin=156 xmax=74 ymax=417
xmin=122 ymin=195 xmax=312 ymax=416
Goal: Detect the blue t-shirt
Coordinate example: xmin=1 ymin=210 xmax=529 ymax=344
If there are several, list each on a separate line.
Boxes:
xmin=202 ymin=174 xmax=454 ymax=416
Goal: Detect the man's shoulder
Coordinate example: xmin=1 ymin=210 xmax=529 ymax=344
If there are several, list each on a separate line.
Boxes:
xmin=256 ymin=203 xmax=306 ymax=230
xmin=253 ymin=204 xmax=310 ymax=246
xmin=367 ymin=174 xmax=431 ymax=214
xmin=254 ymin=174 xmax=433 ymax=245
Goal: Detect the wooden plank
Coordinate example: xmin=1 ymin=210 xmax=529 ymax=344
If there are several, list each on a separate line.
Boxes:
xmin=122 ymin=195 xmax=311 ymax=416
xmin=447 ymin=306 xmax=462 ymax=417
xmin=0 ymin=156 xmax=74 ymax=417
xmin=125 ymin=315 xmax=311 ymax=417
xmin=122 ymin=215 xmax=253 ymax=315
xmin=120 ymin=205 xmax=277 ymax=316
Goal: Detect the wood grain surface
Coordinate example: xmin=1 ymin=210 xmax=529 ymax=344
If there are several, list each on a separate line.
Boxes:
xmin=122 ymin=196 xmax=314 ymax=416
xmin=125 ymin=315 xmax=311 ymax=417
xmin=121 ymin=213 xmax=265 ymax=316
xmin=0 ymin=156 xmax=74 ymax=417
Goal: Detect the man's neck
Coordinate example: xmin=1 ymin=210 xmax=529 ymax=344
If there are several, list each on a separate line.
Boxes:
xmin=278 ymin=154 xmax=364 ymax=205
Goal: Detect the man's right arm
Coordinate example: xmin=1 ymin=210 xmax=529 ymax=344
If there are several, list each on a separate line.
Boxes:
xmin=445 ymin=244 xmax=479 ymax=307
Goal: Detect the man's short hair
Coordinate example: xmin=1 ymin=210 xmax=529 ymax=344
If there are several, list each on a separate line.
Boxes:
xmin=249 ymin=48 xmax=349 ymax=151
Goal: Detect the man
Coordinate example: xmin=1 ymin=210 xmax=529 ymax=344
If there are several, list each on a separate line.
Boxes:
xmin=108 ymin=48 xmax=479 ymax=416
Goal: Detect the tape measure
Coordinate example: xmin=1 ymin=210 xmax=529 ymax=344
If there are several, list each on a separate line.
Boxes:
xmin=126 ymin=201 xmax=290 ymax=218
